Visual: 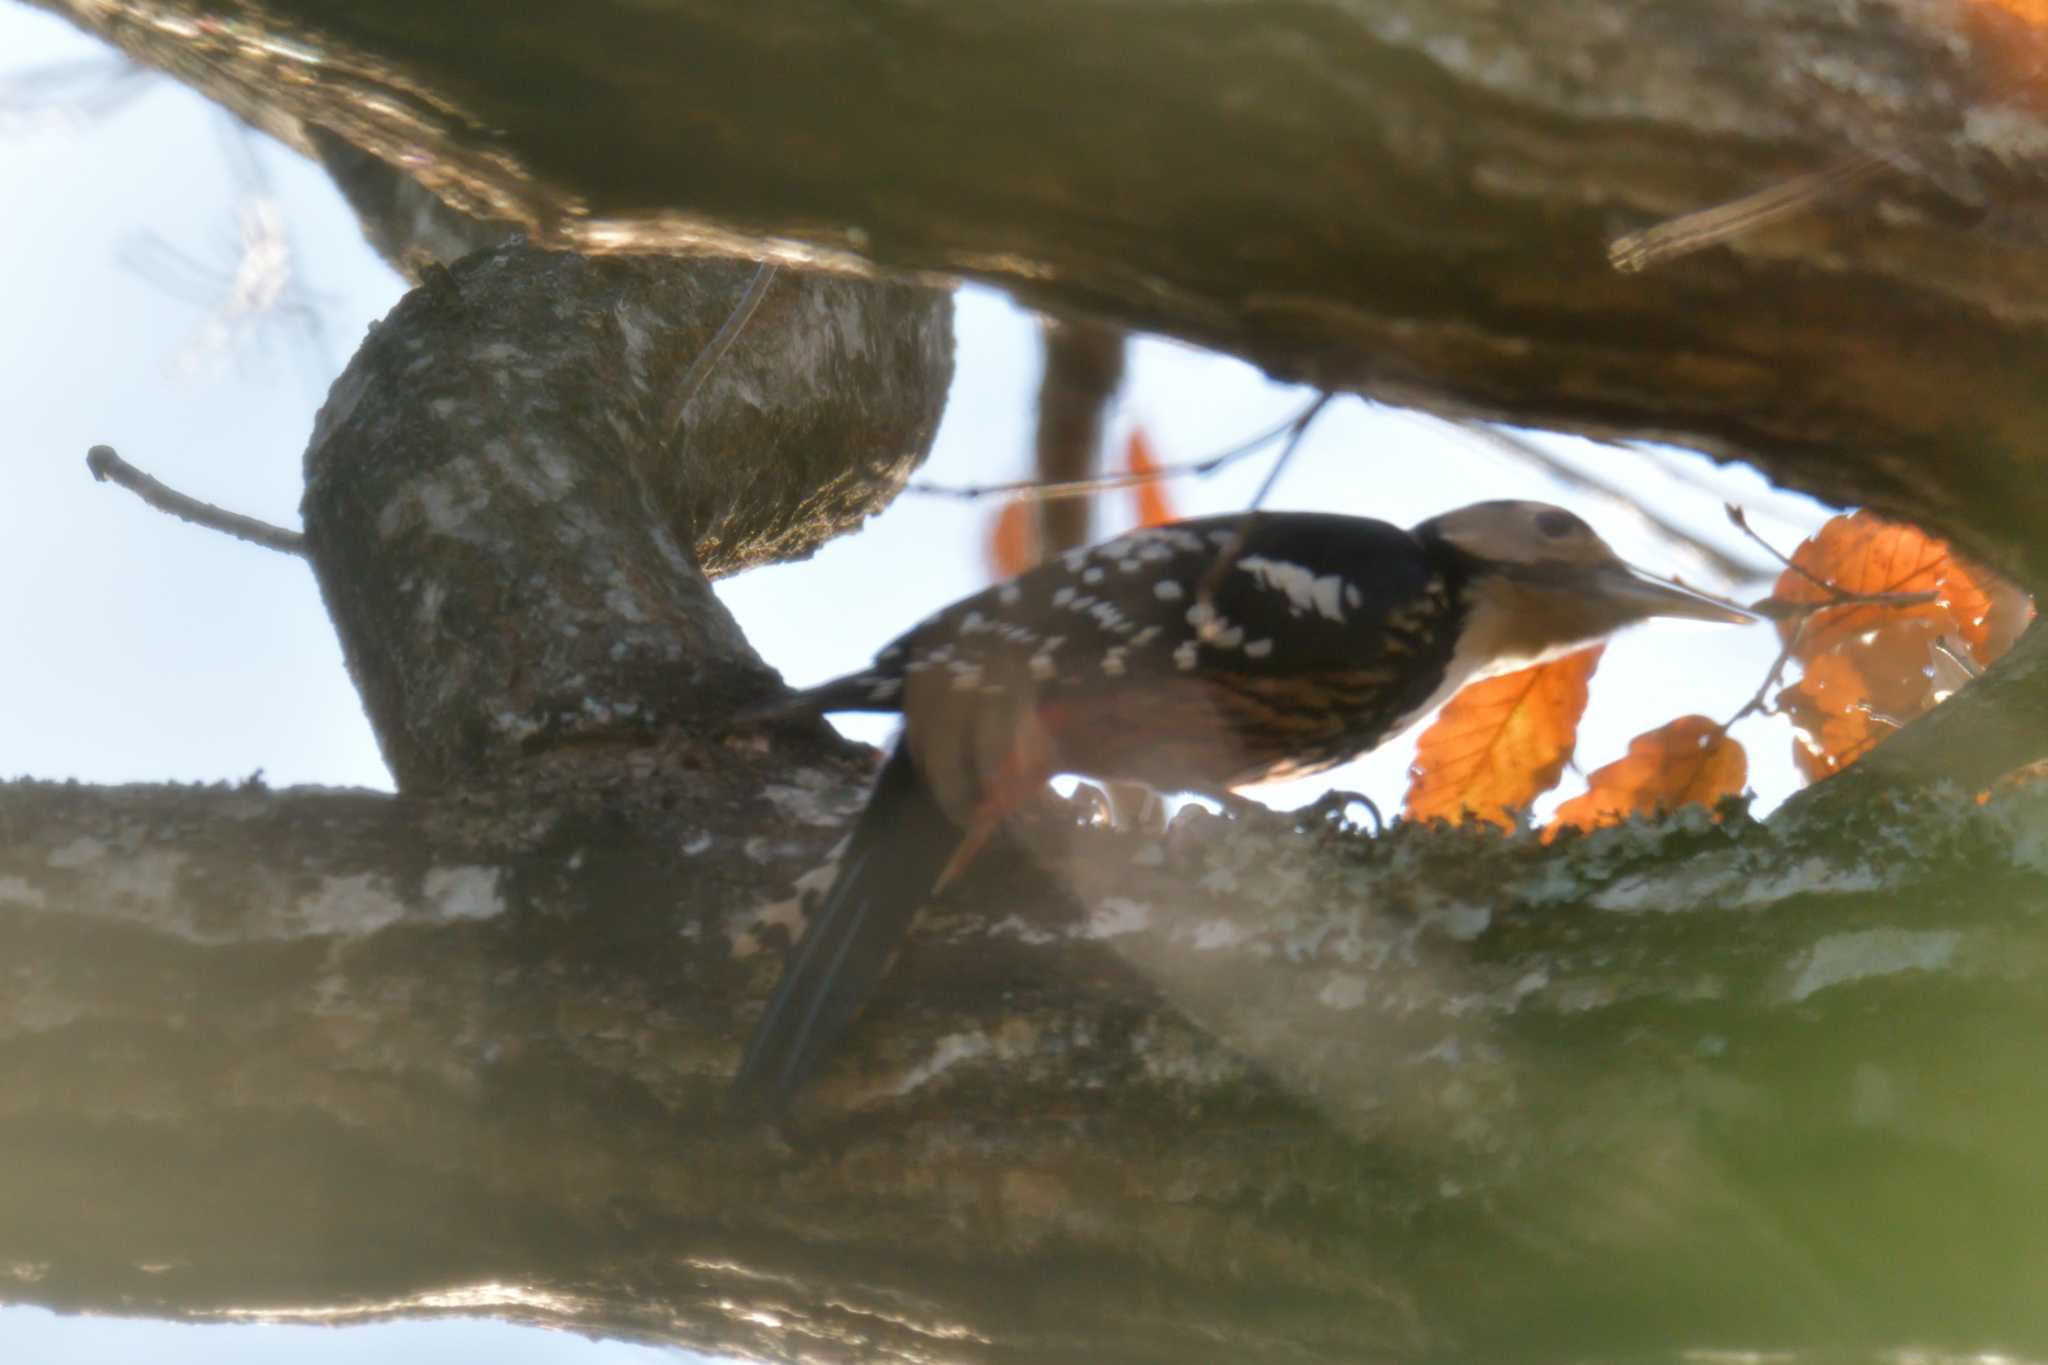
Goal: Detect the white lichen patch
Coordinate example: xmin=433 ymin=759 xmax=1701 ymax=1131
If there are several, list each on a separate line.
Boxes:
xmin=1587 ymin=844 xmax=1882 ymax=916
xmin=1187 ymin=917 xmax=1251 ymax=951
xmin=90 ymin=848 xmax=188 ymax=921
xmin=1130 ymin=1018 xmax=1251 ymax=1088
xmin=892 ymin=1031 xmax=993 ymax=1095
xmin=1417 ymin=898 xmax=1492 ymax=942
xmin=1966 ymin=105 xmax=2048 ymax=163
xmin=296 ymin=872 xmax=409 ymax=937
xmin=0 ymin=877 xmax=48 ymax=910
xmin=1088 ymin=897 xmax=1152 ymax=938
xmin=987 ymin=913 xmax=1062 ymax=946
xmin=414 ymin=578 xmax=447 ymax=628
xmin=1992 ymin=792 xmax=2048 ymax=876
xmin=378 ymin=464 xmax=494 ymax=541
xmin=760 ymin=769 xmax=864 ymax=828
xmin=491 ymin=709 xmax=546 ymax=745
xmin=729 ymin=862 xmax=836 ymax=957
xmin=1318 ymin=974 xmax=1369 ymax=1011
xmin=1553 ymin=980 xmax=1619 ymax=1013
xmin=422 ymin=865 xmax=506 ymax=922
xmin=46 ymin=835 xmax=109 ymax=869
xmin=603 ymin=578 xmax=650 ymax=624
xmin=1732 ymin=858 xmax=1887 ymax=909
xmin=1784 ymin=928 xmax=1960 ymax=1004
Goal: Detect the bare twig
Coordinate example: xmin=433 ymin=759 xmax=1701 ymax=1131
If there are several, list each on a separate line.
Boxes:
xmin=1609 ymin=153 xmax=1892 ymax=273
xmin=1746 ymin=589 xmax=1941 ymax=621
xmin=1717 ymin=506 xmax=1946 ymax=728
xmin=908 ymin=395 xmax=1326 ymax=504
xmin=665 ymin=262 xmax=779 ymax=448
xmin=1430 ymin=418 xmax=1772 ymax=582
xmin=1932 ymin=634 xmax=1984 ymax=682
xmin=1720 ymin=615 xmax=1805 ymax=730
xmin=1193 ymin=392 xmax=1335 ymax=610
xmin=1851 ymin=700 xmax=1909 ymax=730
xmin=1725 ymin=503 xmax=1834 ymax=593
xmin=84 ymin=445 xmax=307 ymax=556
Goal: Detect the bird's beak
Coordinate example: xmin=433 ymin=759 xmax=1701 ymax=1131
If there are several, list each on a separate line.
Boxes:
xmin=1594 ymin=562 xmax=1759 ymax=625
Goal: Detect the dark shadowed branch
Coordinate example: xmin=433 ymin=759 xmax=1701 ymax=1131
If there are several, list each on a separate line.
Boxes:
xmin=24 ymin=0 xmax=2048 ymax=588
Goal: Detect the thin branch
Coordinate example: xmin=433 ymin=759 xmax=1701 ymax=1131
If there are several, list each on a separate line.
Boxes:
xmin=907 ymin=395 xmax=1326 ymax=504
xmin=1932 ymin=634 xmax=1984 ymax=682
xmin=1730 ymin=500 xmax=1942 ymax=614
xmin=1720 ymin=616 xmax=1806 ymax=730
xmin=84 ymin=445 xmax=307 ymax=555
xmin=1193 ymin=392 xmax=1335 ymax=610
xmin=1716 ymin=506 xmax=1944 ymax=728
xmin=1726 ymin=503 xmax=1831 ymax=592
xmin=1608 ymin=153 xmax=1892 ymax=273
xmin=1432 ymin=419 xmax=1773 ymax=582
xmin=665 ymin=262 xmax=778 ymax=448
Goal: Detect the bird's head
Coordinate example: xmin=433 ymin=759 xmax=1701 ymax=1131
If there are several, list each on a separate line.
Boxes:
xmin=1415 ymin=500 xmax=1754 ymax=678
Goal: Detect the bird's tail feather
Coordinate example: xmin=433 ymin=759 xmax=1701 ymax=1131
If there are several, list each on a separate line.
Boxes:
xmin=733 ymin=744 xmax=958 ymax=1105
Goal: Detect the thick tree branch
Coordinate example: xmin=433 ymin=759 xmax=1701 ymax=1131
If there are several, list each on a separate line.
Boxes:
xmin=28 ymin=0 xmax=2048 ymax=586
xmin=5 ymin=775 xmax=2048 ymax=1361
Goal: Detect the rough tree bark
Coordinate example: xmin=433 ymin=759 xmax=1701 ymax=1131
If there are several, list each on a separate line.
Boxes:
xmin=10 ymin=2 xmax=2048 ymax=1363
xmin=25 ymin=0 xmax=2048 ymax=587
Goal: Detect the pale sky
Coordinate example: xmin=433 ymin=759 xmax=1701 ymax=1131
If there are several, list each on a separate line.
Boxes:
xmin=0 ymin=3 xmax=1835 ymax=1361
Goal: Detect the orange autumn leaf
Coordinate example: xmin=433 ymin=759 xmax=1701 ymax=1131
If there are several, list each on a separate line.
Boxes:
xmin=1758 ymin=511 xmax=2034 ymax=785
xmin=1980 ymin=572 xmax=2037 ymax=663
xmin=1548 ymin=715 xmax=1748 ymax=837
xmin=1775 ymin=634 xmax=1941 ymax=781
xmin=1767 ymin=511 xmax=2004 ymax=664
xmin=1125 ymin=427 xmax=1178 ymax=528
xmin=1404 ymin=647 xmax=1602 ymax=831
xmin=987 ymin=496 xmax=1040 ymax=580
xmin=1975 ymin=0 xmax=2048 ymax=22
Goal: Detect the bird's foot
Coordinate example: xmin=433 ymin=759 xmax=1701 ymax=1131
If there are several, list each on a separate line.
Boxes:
xmin=1293 ymin=789 xmax=1384 ymax=837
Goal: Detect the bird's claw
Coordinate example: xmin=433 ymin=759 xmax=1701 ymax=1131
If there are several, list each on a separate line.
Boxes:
xmin=1295 ymin=789 xmax=1383 ymax=837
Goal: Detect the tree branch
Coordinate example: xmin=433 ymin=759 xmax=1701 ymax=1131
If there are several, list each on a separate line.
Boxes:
xmin=299 ymin=242 xmax=951 ymax=789
xmin=5 ymin=774 xmax=2048 ymax=1360
xmin=85 ymin=444 xmax=307 ymax=555
xmin=30 ymin=0 xmax=2048 ymax=585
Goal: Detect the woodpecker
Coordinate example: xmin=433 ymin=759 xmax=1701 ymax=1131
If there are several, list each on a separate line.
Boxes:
xmin=735 ymin=500 xmax=1752 ymax=1102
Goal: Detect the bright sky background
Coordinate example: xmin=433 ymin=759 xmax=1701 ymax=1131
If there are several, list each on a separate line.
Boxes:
xmin=0 ymin=3 xmax=1838 ymax=1361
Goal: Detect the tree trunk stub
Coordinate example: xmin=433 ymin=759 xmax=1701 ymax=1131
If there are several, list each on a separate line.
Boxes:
xmin=301 ymin=243 xmax=951 ymax=790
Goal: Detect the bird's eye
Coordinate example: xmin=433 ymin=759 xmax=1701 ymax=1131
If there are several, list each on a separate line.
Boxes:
xmin=1534 ymin=509 xmax=1580 ymax=539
